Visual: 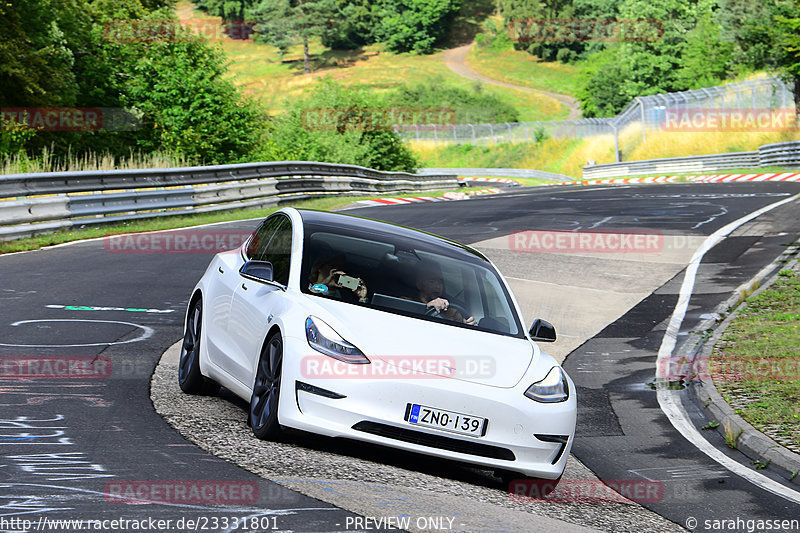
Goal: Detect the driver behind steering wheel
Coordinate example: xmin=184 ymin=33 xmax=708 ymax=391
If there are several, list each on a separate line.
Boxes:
xmin=415 ymin=262 xmax=477 ymax=325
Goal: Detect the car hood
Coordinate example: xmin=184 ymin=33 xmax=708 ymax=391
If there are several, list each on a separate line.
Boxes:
xmin=301 ymin=297 xmax=535 ymax=388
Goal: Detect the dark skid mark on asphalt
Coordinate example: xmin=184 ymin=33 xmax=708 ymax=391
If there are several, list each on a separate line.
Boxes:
xmin=575 ymin=387 xmax=624 ymax=437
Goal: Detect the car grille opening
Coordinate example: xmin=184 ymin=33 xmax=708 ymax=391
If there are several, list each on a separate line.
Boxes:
xmin=534 ymin=434 xmax=570 ymax=465
xmin=352 ymin=421 xmax=516 ymax=461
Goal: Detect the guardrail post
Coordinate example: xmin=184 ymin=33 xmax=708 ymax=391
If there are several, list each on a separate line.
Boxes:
xmin=639 ymin=99 xmax=646 ymax=142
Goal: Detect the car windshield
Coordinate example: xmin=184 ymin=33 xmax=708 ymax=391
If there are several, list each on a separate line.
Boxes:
xmin=300 ymin=219 xmax=523 ymax=338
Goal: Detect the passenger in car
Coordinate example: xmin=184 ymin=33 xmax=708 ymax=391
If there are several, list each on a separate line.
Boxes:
xmin=415 ymin=262 xmax=477 ymax=325
xmin=308 ymin=253 xmax=369 ymax=303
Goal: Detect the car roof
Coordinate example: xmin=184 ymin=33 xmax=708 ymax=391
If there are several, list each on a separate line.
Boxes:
xmin=293 ymin=209 xmax=489 ymax=263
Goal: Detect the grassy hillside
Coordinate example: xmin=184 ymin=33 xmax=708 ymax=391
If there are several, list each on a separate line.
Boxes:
xmin=467 ymin=46 xmax=586 ymax=97
xmin=179 ymin=1 xmax=798 ymax=180
xmin=178 ymin=2 xmax=566 ymax=121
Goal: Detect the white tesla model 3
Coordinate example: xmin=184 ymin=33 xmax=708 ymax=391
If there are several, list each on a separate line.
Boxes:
xmin=178 ymin=207 xmax=576 ymax=480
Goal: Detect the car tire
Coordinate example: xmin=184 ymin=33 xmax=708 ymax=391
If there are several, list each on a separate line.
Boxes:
xmin=249 ymin=333 xmax=283 ymax=439
xmin=178 ymin=298 xmax=220 ymax=395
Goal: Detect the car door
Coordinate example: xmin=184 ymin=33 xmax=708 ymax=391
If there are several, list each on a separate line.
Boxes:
xmin=208 ymin=216 xmax=283 ymax=383
xmin=226 ymin=215 xmax=293 ymax=387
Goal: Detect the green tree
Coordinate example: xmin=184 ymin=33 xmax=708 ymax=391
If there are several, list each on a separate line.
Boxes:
xmin=674 ymin=7 xmax=733 ymax=90
xmin=320 ymin=0 xmax=378 ymax=49
xmin=499 ymin=0 xmax=579 ymax=61
xmin=248 ymin=0 xmax=341 ymax=73
xmin=195 ymin=0 xmax=253 ymax=19
xmin=2 ymin=0 xmax=264 ymax=163
xmin=717 ymin=0 xmax=795 ymax=74
xmin=194 ymin=0 xmax=258 ymax=39
xmin=121 ymin=30 xmax=263 ymax=162
xmin=260 ymin=78 xmax=418 ymax=171
xmin=0 ymin=0 xmax=80 ymax=108
xmin=373 ymin=0 xmax=462 ymax=54
xmin=576 ymin=46 xmax=630 ymax=117
xmin=775 ymin=3 xmax=800 ymax=112
xmin=718 ymin=0 xmax=797 ymax=109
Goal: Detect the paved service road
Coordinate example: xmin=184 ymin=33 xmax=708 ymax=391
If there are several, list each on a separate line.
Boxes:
xmin=0 ymin=182 xmax=798 ymax=533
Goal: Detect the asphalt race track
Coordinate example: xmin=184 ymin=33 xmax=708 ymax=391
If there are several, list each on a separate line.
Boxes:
xmin=0 ymin=182 xmax=798 ymax=532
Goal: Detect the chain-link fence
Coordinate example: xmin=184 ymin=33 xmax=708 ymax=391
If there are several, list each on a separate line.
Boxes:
xmin=397 ymin=77 xmax=795 ymax=160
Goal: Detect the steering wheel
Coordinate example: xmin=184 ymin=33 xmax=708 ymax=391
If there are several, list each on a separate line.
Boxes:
xmin=424 ymin=303 xmax=466 ymax=321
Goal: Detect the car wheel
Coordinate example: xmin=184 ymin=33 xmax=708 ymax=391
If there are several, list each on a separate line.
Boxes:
xmin=178 ymin=298 xmax=219 ymax=395
xmin=249 ymin=333 xmax=283 ymax=439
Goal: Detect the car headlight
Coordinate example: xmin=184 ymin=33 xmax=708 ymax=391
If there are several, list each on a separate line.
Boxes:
xmin=305 ymin=316 xmax=369 ymax=364
xmin=525 ymin=366 xmax=569 ymax=403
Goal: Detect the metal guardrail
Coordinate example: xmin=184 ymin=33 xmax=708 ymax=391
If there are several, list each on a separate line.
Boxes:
xmin=582 ymin=141 xmax=800 ymax=179
xmin=0 ymin=161 xmax=457 ymax=241
xmin=418 ymin=168 xmax=572 ymax=181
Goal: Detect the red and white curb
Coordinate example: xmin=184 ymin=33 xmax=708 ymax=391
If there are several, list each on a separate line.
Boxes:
xmin=687 ymin=172 xmax=800 ymax=183
xmin=546 ymin=172 xmax=800 ymax=186
xmin=356 ymin=188 xmax=502 ymax=207
xmin=458 ymin=177 xmax=519 ymax=185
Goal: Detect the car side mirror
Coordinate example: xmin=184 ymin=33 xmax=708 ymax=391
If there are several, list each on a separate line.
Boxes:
xmin=529 ymin=318 xmax=556 ymax=342
xmin=239 ymin=260 xmax=274 ymax=283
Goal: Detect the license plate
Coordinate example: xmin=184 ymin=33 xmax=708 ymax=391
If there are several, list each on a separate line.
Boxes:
xmin=405 ymin=404 xmax=487 ymax=437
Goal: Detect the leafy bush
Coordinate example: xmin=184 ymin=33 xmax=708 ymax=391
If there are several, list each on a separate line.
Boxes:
xmin=257 ymin=78 xmax=418 ymax=172
xmin=474 ymin=19 xmax=514 ymax=51
xmin=1 ymin=0 xmax=264 ymax=164
xmin=121 ymin=28 xmax=263 ymax=163
xmin=385 ymin=77 xmax=520 ymax=124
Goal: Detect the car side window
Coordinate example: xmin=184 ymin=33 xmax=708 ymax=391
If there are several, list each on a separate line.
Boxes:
xmin=256 ymin=217 xmax=292 ymax=286
xmin=246 ymin=216 xmax=283 ymax=260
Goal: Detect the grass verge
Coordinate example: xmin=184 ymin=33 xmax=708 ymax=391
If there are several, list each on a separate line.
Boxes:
xmin=711 ymin=266 xmax=800 ymax=454
xmin=466 ymin=45 xmax=586 ymax=97
xmin=0 ymin=189 xmax=464 ymax=255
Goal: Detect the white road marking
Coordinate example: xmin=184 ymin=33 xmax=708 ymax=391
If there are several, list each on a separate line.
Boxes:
xmin=655 ymin=193 xmax=800 ymax=505
xmin=629 ymin=465 xmax=729 ymax=482
xmin=0 ymin=319 xmax=154 ymax=348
